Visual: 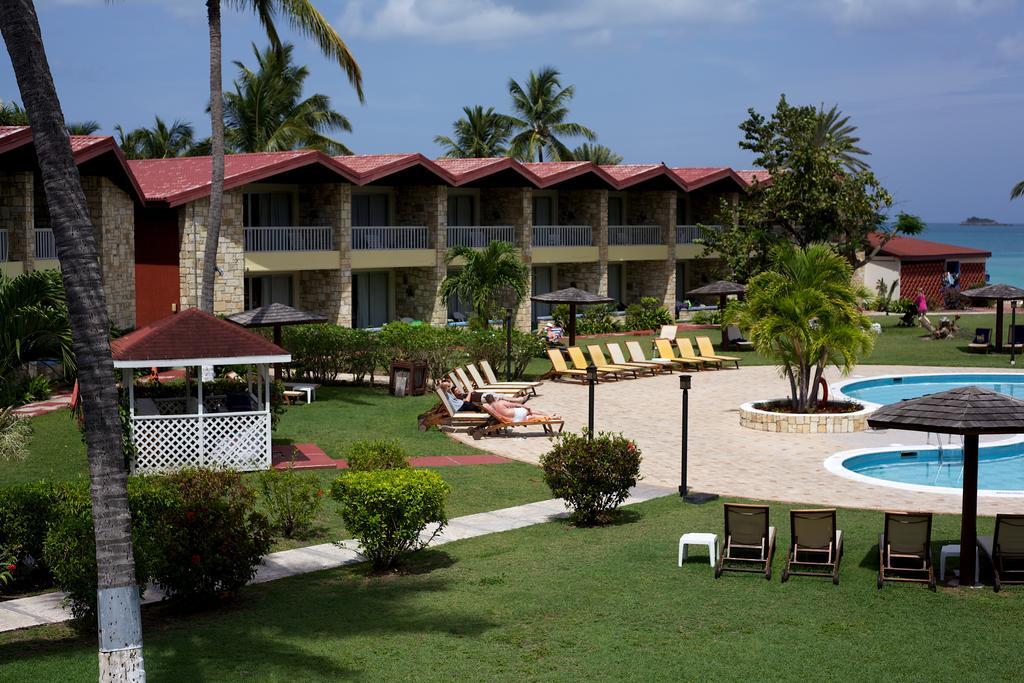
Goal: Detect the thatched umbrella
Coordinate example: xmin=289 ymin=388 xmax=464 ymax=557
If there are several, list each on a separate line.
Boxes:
xmin=867 ymin=386 xmax=1024 ymax=587
xmin=687 ymin=280 xmax=746 ymax=342
xmin=531 ymin=286 xmax=613 ymax=347
xmin=226 ymin=303 xmax=327 ymax=376
xmin=961 ymin=283 xmax=1024 ymax=351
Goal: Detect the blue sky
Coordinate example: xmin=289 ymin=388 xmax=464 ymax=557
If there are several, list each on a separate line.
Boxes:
xmin=4 ymin=0 xmax=1024 ymax=222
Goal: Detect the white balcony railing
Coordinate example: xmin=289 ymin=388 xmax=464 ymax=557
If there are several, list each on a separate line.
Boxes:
xmin=676 ymin=224 xmax=720 ymax=244
xmin=352 ymin=226 xmax=429 ymax=250
xmin=447 ymin=225 xmax=515 ymax=248
xmin=609 ymin=225 xmax=662 ymax=246
xmin=243 ymin=226 xmax=333 ymax=252
xmin=532 ymin=225 xmax=593 ymax=247
xmin=35 ymin=228 xmax=56 ymax=259
xmin=0 ymin=229 xmax=7 ymax=262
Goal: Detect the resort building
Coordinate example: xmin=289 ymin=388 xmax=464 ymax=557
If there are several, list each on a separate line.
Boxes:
xmin=861 ymin=234 xmax=992 ymax=303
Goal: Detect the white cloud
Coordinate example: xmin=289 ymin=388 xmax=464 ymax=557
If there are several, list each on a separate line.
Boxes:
xmin=815 ymin=0 xmax=1013 ymax=25
xmin=339 ymin=0 xmax=757 ymax=44
xmin=997 ymin=32 xmax=1024 ymax=60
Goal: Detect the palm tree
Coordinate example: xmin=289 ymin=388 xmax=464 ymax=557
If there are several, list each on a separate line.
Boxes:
xmin=0 ymin=270 xmax=75 ymax=385
xmin=727 ymin=243 xmax=874 ymax=412
xmin=0 ymin=2 xmax=146 ymax=677
xmin=439 ymin=241 xmax=528 ymax=329
xmin=224 ymin=43 xmax=352 ymax=154
xmin=200 ymin=0 xmax=363 ymax=315
xmin=1011 ymin=181 xmax=1024 ymax=200
xmin=813 ymin=104 xmax=870 ymax=173
xmin=568 ymin=143 xmax=622 ymax=165
xmin=66 ymin=120 xmax=100 ymax=135
xmin=0 ymin=98 xmax=28 ymax=125
xmin=506 ymin=67 xmax=596 ymax=162
xmin=115 ymin=116 xmax=197 ymax=159
xmin=434 ymin=105 xmax=511 ymax=158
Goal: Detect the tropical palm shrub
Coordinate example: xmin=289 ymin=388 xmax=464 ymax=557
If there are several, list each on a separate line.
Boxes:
xmin=727 ymin=243 xmax=874 ymax=412
xmin=0 ymin=407 xmax=31 ymax=462
xmin=624 ymin=297 xmax=672 ymax=331
xmin=439 ymin=241 xmax=528 ymax=329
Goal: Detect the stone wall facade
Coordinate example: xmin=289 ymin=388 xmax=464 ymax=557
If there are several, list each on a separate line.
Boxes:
xmin=559 ymin=189 xmax=608 ymax=295
xmin=298 ymin=182 xmax=351 ymax=325
xmin=625 ymin=190 xmax=676 ymax=311
xmin=81 ymin=176 xmax=136 ymax=329
xmin=0 ymin=171 xmax=33 ymax=269
xmin=394 ymin=185 xmax=447 ymax=324
xmin=481 ymin=186 xmax=533 ymax=331
xmin=178 ymin=192 xmax=245 ymax=315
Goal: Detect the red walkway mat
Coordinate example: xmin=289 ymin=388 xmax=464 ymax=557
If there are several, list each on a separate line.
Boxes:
xmin=271 ymin=444 xmax=509 ymax=470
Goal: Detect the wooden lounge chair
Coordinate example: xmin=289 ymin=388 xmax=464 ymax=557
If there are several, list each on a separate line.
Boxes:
xmin=588 ymin=344 xmax=656 ymax=377
xmin=967 ymin=327 xmax=992 ymax=353
xmin=716 ymin=503 xmax=775 ymax=580
xmin=467 ymin=363 xmax=537 ymax=396
xmin=978 ymin=514 xmax=1024 ymax=592
xmin=455 ymin=367 xmax=525 ymax=397
xmin=725 ymin=325 xmax=755 ymax=351
xmin=469 ymin=406 xmax=565 ymax=440
xmin=782 ymin=508 xmax=843 ymax=585
xmin=609 ymin=342 xmax=669 ymax=373
xmin=878 ymin=511 xmax=935 ymax=590
xmin=675 ymin=338 xmax=720 ymax=370
xmin=659 ymin=324 xmax=678 ymax=340
xmin=543 ymin=349 xmax=590 ymax=383
xmin=417 ymin=386 xmax=490 ymax=432
xmin=479 ymin=360 xmax=543 ymax=394
xmin=1008 ymin=325 xmax=1024 ymax=351
xmin=653 ymin=338 xmax=704 ymax=371
xmin=695 ymin=336 xmax=741 ymax=368
xmin=567 ymin=347 xmax=636 ymax=379
xmin=625 ymin=341 xmax=677 ymax=372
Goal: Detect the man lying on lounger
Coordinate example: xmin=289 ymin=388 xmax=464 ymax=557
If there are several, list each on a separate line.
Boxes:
xmin=439 ymin=379 xmax=527 ymax=413
xmin=481 ymin=394 xmax=558 ymax=422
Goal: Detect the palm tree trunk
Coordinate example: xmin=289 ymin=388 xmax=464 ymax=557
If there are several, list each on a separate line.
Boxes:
xmin=201 ymin=0 xmax=224 ymax=313
xmin=0 ymin=1 xmax=145 ymax=679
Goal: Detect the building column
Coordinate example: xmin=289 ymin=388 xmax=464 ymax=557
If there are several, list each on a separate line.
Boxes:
xmin=82 ymin=176 xmax=136 ymax=330
xmin=426 ymin=185 xmax=448 ymax=325
xmin=297 ymin=182 xmax=351 ymax=326
xmin=658 ymin=191 xmax=677 ymax=314
xmin=337 ymin=184 xmax=353 ymax=327
xmin=512 ymin=188 xmax=534 ymax=332
xmin=2 ymin=171 xmax=34 ymax=272
xmin=177 ymin=192 xmax=245 ymax=315
xmin=595 ymin=189 xmax=609 ymax=297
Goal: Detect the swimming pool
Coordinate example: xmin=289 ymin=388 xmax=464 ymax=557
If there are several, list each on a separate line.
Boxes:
xmin=835 ymin=373 xmax=1024 ymax=407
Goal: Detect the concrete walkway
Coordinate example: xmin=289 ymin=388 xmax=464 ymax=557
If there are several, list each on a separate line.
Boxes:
xmin=10 ymin=390 xmax=72 ymax=418
xmin=448 ymin=364 xmax=1024 ymax=516
xmin=0 ymin=483 xmax=670 ymax=633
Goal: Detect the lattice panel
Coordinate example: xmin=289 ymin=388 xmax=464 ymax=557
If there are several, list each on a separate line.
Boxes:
xmin=133 ymin=417 xmax=201 ymax=473
xmin=131 ymin=414 xmax=270 ymax=474
xmin=203 ymin=413 xmax=268 ymax=471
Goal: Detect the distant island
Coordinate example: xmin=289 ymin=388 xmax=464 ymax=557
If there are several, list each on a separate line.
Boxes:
xmin=961 ymin=216 xmax=1005 ymax=226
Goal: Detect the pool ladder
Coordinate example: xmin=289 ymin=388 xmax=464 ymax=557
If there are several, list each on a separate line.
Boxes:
xmin=928 ymin=433 xmax=965 ymax=485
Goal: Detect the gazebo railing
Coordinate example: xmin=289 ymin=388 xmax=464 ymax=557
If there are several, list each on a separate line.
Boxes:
xmin=130 ymin=411 xmax=270 ymax=474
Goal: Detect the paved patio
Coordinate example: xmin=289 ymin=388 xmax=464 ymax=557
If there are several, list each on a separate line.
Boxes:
xmin=449 ymin=364 xmax=1024 ymax=515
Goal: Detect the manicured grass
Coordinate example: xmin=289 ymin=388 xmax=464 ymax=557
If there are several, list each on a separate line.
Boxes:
xmin=5 ymin=410 xmax=89 ymax=485
xmin=2 ymin=494 xmax=1020 ymax=681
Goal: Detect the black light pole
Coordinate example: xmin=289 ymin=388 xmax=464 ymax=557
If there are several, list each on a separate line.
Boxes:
xmin=678 ymin=373 xmax=717 ymax=504
xmin=587 ymin=363 xmax=597 ymax=440
xmin=504 ymin=306 xmax=514 ymax=380
xmin=1012 ymin=300 xmax=1018 ymax=368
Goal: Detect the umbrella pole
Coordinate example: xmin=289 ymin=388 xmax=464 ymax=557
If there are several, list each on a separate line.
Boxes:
xmin=959 ymin=433 xmax=979 ymax=587
xmin=569 ymin=303 xmax=577 ymax=347
xmin=996 ymin=300 xmax=1005 ymax=350
xmin=274 ymin=325 xmax=283 ymax=380
xmin=719 ymin=294 xmax=727 ymax=347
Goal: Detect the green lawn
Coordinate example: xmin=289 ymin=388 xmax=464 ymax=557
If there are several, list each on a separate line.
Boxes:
xmin=2 ymin=494 xmax=1020 ymax=681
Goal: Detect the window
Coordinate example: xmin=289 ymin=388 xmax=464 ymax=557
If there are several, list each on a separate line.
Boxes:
xmin=243 ymin=192 xmax=293 ymax=227
xmin=608 ymin=196 xmax=624 ymax=225
xmin=352 ymin=193 xmax=389 ymax=227
xmin=353 ymin=271 xmax=390 ymax=328
xmin=244 ymin=274 xmax=292 ymax=309
xmin=532 ymin=266 xmax=554 ymax=322
xmin=533 ymin=195 xmax=553 ymax=225
xmin=447 ymin=195 xmax=475 ymax=226
xmin=608 ymin=263 xmax=623 ymax=309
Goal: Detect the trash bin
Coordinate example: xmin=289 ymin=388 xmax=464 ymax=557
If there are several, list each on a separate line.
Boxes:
xmin=389 ymin=361 xmax=428 ymax=396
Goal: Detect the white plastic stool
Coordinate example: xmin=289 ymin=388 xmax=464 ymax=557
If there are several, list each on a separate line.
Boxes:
xmin=939 ymin=544 xmax=980 ymax=583
xmin=678 ymin=532 xmax=718 ymax=567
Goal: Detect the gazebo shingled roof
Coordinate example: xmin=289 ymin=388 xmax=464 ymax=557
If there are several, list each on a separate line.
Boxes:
xmin=530 ymin=287 xmax=613 ymax=305
xmin=960 ymin=283 xmax=1024 ymax=300
xmin=225 ymin=303 xmax=327 ymax=328
xmin=686 ymin=280 xmax=746 ymax=296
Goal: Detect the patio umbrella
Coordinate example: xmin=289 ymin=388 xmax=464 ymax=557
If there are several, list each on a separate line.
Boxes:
xmin=226 ymin=303 xmax=327 ymax=376
xmin=867 ymin=386 xmax=1024 ymax=587
xmin=961 ymin=283 xmax=1024 ymax=351
xmin=530 ymin=286 xmax=613 ymax=347
xmin=686 ymin=280 xmax=746 ymax=342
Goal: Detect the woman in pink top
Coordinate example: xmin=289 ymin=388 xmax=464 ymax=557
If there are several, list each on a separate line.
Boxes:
xmin=915 ymin=289 xmax=928 ymax=318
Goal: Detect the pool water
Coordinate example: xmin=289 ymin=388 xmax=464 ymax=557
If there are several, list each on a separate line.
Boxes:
xmin=843 ymin=443 xmax=1024 ymax=491
xmin=840 ymin=373 xmax=1024 ymax=406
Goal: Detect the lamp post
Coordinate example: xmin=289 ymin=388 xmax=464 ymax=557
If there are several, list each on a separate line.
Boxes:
xmin=586 ymin=363 xmax=597 ymax=440
xmin=1012 ymin=300 xmax=1018 ymax=368
xmin=679 ymin=373 xmax=717 ymax=504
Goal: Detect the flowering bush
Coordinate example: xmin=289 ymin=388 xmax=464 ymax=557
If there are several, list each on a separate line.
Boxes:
xmin=540 ymin=430 xmax=642 ymax=525
xmin=331 ymin=469 xmax=449 ymax=570
xmin=0 ymin=547 xmax=15 ymax=589
xmin=258 ymin=465 xmax=325 ymax=538
xmin=345 ymin=438 xmax=410 ymax=472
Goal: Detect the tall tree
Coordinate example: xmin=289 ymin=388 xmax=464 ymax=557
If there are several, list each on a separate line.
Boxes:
xmin=439 ymin=241 xmax=528 ymax=330
xmin=0 ymin=0 xmax=145 ymax=678
xmin=568 ymin=142 xmax=622 ymax=165
xmin=115 ymin=116 xmax=197 ymax=160
xmin=0 ymin=98 xmax=28 ymax=124
xmin=1011 ymin=180 xmax=1024 ymax=200
xmin=506 ymin=67 xmax=595 ymax=162
xmin=813 ymin=104 xmax=870 ymax=173
xmin=201 ymin=0 xmax=363 ymax=314
xmin=434 ymin=105 xmax=511 ymax=158
xmin=224 ymin=43 xmax=353 ymax=154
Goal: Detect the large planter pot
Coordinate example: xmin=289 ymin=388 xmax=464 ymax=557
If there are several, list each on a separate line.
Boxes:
xmin=739 ymin=400 xmax=872 ymax=433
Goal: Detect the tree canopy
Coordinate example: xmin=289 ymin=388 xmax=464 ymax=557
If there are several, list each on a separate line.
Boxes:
xmin=439 ymin=241 xmax=528 ymax=329
xmin=506 ymin=67 xmax=596 ymax=162
xmin=568 ymin=143 xmax=623 ymax=165
xmin=116 ymin=116 xmax=201 ymax=160
xmin=434 ymin=105 xmax=511 ymax=158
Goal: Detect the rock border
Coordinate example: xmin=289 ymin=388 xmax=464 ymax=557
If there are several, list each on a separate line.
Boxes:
xmin=739 ymin=399 xmax=873 ymax=433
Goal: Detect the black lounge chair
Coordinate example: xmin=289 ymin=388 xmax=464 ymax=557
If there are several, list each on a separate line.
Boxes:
xmin=1008 ymin=325 xmax=1024 ymax=351
xmin=725 ymin=325 xmax=754 ymax=351
xmin=782 ymin=508 xmax=843 ymax=585
xmin=878 ymin=511 xmax=935 ymax=590
xmin=978 ymin=514 xmax=1024 ymax=592
xmin=968 ymin=328 xmax=992 ymax=353
xmin=715 ymin=503 xmax=775 ymax=580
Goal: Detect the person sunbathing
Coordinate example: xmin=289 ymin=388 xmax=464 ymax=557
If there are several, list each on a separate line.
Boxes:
xmin=482 ymin=394 xmax=557 ymax=423
xmin=439 ymin=379 xmax=526 ymax=413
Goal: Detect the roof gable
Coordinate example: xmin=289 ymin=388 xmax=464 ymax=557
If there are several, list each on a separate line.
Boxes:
xmin=868 ymin=233 xmax=992 ymax=260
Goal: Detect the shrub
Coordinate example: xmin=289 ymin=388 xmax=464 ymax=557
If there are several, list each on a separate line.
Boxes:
xmin=690 ymin=309 xmax=722 ymax=325
xmin=330 ymin=469 xmax=449 ymax=570
xmin=282 ymin=323 xmax=350 ymax=383
xmin=0 ymin=407 xmax=31 ymax=461
xmin=378 ymin=322 xmax=467 ymax=383
xmin=0 ymin=546 xmax=14 ymax=590
xmin=553 ymin=303 xmax=621 ymax=335
xmin=0 ymin=375 xmax=52 ymax=409
xmin=540 ymin=430 xmax=642 ymax=526
xmin=0 ymin=481 xmax=68 ymax=588
xmin=463 ymin=328 xmax=545 ymax=380
xmin=345 ymin=438 xmax=410 ymax=472
xmin=624 ymin=297 xmax=673 ymax=332
xmin=258 ymin=466 xmax=325 ymax=539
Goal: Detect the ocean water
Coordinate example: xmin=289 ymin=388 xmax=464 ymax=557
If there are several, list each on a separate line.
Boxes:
xmin=920 ymin=223 xmax=1024 ymax=287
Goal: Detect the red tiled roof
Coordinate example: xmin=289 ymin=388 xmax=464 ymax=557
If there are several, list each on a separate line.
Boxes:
xmin=522 ymin=161 xmax=619 ymax=188
xmin=432 ymin=157 xmax=539 ymax=186
xmin=669 ymin=167 xmax=747 ymax=191
xmin=111 ymin=308 xmax=289 ymax=364
xmin=735 ymin=169 xmax=771 ymax=186
xmin=599 ymin=164 xmax=687 ymax=190
xmin=868 ymin=233 xmax=992 ymax=260
xmin=334 ymin=153 xmax=453 ymax=185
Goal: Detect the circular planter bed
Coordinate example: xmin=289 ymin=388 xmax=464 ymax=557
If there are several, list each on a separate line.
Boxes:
xmin=739 ymin=399 xmax=872 ymax=433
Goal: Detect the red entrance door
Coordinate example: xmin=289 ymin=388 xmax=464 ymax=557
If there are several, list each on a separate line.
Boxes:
xmin=134 ymin=207 xmax=180 ymax=328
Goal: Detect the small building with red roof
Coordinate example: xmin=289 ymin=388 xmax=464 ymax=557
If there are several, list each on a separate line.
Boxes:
xmin=861 ymin=233 xmax=991 ymax=305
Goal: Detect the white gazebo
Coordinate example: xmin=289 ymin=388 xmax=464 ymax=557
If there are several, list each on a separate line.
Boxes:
xmin=111 ymin=308 xmax=292 ymax=474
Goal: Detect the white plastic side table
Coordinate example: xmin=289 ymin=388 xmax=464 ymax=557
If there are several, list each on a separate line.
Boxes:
xmin=678 ymin=532 xmax=718 ymax=567
xmin=939 ymin=544 xmax=980 ymax=583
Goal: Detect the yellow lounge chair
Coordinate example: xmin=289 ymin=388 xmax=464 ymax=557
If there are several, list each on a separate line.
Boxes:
xmin=673 ymin=338 xmax=719 ymax=370
xmin=467 ymin=363 xmax=538 ymax=395
xmin=544 ymin=349 xmax=590 ymax=382
xmin=455 ymin=367 xmax=525 ymax=397
xmin=609 ymin=342 xmax=669 ymax=373
xmin=567 ymin=347 xmax=633 ymax=379
xmin=625 ymin=341 xmax=677 ymax=372
xmin=589 ymin=344 xmax=656 ymax=376
xmin=696 ymin=336 xmax=741 ymax=368
xmin=479 ymin=360 xmax=543 ymax=393
xmin=653 ymin=338 xmax=704 ymax=371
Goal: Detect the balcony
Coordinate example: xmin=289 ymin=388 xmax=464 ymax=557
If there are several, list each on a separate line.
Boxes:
xmin=351 ymin=225 xmax=433 ymax=269
xmin=243 ymin=226 xmax=333 ymax=252
xmin=532 ymin=225 xmax=593 ymax=247
xmin=0 ymin=228 xmax=7 ymax=262
xmin=35 ymin=228 xmax=56 ymax=260
xmin=676 ymin=224 xmax=718 ymax=244
xmin=609 ymin=225 xmax=663 ymax=246
xmin=447 ymin=225 xmax=515 ymax=249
